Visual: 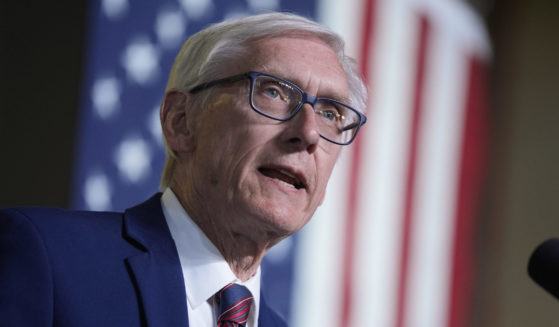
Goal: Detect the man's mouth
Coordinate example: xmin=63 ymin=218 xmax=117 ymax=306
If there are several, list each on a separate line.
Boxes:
xmin=258 ymin=167 xmax=306 ymax=190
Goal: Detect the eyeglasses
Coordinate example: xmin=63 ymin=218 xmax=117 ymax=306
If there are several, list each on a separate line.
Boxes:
xmin=190 ymin=71 xmax=367 ymax=145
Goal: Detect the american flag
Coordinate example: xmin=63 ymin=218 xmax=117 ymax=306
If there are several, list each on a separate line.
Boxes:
xmin=72 ymin=0 xmax=490 ymax=325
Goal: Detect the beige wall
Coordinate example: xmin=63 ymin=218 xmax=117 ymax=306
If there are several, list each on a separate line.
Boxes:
xmin=479 ymin=0 xmax=559 ymax=325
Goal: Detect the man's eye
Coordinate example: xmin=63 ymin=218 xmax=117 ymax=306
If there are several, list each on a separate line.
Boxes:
xmin=319 ymin=110 xmax=340 ymax=121
xmin=264 ymin=88 xmax=280 ymax=98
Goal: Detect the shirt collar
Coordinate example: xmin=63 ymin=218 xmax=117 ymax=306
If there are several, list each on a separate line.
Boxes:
xmin=161 ymin=188 xmax=261 ymax=310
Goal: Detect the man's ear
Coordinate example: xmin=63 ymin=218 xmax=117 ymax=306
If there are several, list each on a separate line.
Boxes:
xmin=160 ymin=90 xmax=196 ymax=154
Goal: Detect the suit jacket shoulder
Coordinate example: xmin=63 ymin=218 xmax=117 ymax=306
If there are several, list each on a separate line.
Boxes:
xmin=0 ymin=194 xmax=188 ymax=327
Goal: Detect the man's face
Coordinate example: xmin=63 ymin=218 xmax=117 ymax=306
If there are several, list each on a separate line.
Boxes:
xmin=183 ymin=35 xmax=348 ymax=237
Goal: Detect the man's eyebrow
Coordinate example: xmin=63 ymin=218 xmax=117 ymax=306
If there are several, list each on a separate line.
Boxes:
xmin=331 ymin=94 xmax=351 ymax=104
xmin=318 ymin=90 xmax=351 ymax=105
xmin=264 ymin=71 xmax=351 ymax=104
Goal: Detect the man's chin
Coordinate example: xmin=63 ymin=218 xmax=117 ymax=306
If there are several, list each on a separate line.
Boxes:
xmin=258 ymin=210 xmax=310 ymax=236
xmin=238 ymin=198 xmax=312 ymax=235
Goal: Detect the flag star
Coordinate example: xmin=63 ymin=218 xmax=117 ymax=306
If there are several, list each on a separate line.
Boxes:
xmin=121 ymin=38 xmax=160 ymax=85
xmin=115 ymin=137 xmax=152 ymax=183
xmin=91 ymin=76 xmax=121 ymax=120
xmin=247 ymin=0 xmax=280 ymax=12
xmin=102 ymin=0 xmax=129 ymax=20
xmin=179 ymin=0 xmax=214 ymax=20
xmin=84 ymin=173 xmax=112 ymax=211
xmin=155 ymin=9 xmax=187 ymax=49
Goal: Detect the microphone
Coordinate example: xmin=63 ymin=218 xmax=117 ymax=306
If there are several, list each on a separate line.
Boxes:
xmin=528 ymin=238 xmax=559 ymax=300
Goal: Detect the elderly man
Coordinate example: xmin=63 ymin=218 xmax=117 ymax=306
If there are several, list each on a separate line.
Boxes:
xmin=0 ymin=12 xmax=366 ymax=327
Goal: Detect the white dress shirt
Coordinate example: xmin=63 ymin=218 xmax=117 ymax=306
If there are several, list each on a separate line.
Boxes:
xmin=161 ymin=188 xmax=260 ymax=327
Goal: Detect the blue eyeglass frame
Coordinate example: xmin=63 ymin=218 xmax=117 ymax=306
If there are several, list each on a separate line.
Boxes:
xmin=189 ymin=71 xmax=367 ymax=145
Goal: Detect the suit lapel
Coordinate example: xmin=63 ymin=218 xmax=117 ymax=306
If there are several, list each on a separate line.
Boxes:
xmin=123 ymin=194 xmax=189 ymax=327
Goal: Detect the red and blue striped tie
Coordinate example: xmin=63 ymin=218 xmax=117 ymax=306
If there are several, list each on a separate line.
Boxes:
xmin=216 ymin=283 xmax=254 ymax=327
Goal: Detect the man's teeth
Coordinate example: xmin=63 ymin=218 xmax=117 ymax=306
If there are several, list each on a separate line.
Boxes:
xmin=278 ymin=169 xmax=297 ymax=179
xmin=278 ymin=169 xmax=303 ymax=188
xmin=258 ymin=167 xmax=303 ymax=189
xmin=275 ymin=178 xmax=297 ymax=188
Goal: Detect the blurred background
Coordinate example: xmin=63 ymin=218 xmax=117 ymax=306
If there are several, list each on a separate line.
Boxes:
xmin=0 ymin=0 xmax=558 ymax=326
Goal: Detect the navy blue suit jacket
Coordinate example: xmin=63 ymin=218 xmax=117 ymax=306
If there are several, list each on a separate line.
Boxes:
xmin=0 ymin=193 xmax=287 ymax=326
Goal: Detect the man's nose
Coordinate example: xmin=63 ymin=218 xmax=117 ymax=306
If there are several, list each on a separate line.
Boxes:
xmin=282 ymin=103 xmax=320 ymax=153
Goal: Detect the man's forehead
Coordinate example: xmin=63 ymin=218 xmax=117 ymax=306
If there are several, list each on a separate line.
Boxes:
xmin=246 ymin=36 xmax=349 ymax=101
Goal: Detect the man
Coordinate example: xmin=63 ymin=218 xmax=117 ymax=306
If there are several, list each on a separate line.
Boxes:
xmin=0 ymin=12 xmax=367 ymax=327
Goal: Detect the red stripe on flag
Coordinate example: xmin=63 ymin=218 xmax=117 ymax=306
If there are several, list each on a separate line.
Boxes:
xmin=395 ymin=14 xmax=431 ymax=327
xmin=339 ymin=0 xmax=377 ymax=326
xmin=447 ymin=57 xmax=488 ymax=327
xmin=359 ymin=0 xmax=376 ymax=82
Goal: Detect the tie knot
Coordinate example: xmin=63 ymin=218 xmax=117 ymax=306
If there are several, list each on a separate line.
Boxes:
xmin=216 ymin=283 xmax=254 ymax=327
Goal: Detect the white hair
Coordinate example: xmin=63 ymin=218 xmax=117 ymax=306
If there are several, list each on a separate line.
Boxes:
xmin=160 ymin=12 xmax=367 ymax=188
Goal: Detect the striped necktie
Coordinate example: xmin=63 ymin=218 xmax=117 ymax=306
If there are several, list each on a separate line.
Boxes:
xmin=216 ymin=283 xmax=254 ymax=327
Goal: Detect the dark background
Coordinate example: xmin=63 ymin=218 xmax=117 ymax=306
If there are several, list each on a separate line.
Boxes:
xmin=1 ymin=1 xmax=558 ymax=325
xmin=0 ymin=1 xmax=87 ymax=207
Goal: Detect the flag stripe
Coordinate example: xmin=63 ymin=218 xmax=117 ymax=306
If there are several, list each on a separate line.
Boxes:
xmin=395 ymin=14 xmax=430 ymax=327
xmin=447 ymin=57 xmax=488 ymax=327
xmin=339 ymin=0 xmax=377 ymax=326
xmin=406 ymin=9 xmax=472 ymax=324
